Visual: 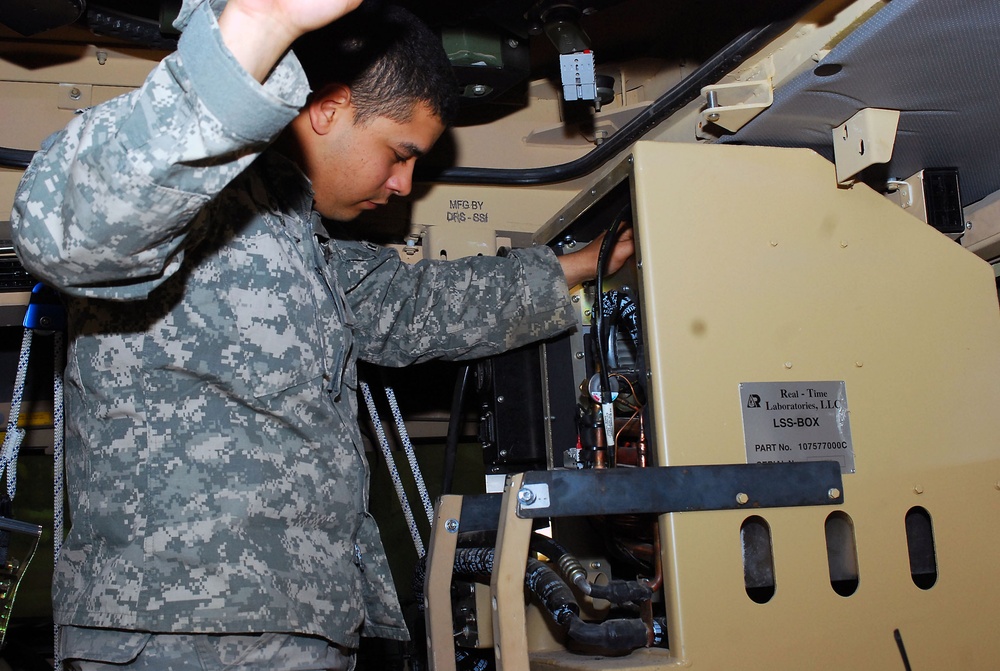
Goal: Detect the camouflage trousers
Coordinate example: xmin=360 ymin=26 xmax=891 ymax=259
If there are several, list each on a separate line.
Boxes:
xmin=60 ymin=626 xmax=355 ymax=671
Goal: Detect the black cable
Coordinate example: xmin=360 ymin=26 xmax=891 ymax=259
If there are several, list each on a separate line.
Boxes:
xmin=416 ymin=17 xmax=805 ymax=186
xmin=0 ymin=147 xmax=35 ymax=170
xmin=441 ymin=363 xmax=471 ymax=496
xmin=894 ymin=629 xmax=913 ymax=671
xmin=594 ymin=207 xmax=629 ymax=406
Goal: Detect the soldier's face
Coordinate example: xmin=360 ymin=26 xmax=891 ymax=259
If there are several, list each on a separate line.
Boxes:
xmin=308 ymin=101 xmax=444 ymax=222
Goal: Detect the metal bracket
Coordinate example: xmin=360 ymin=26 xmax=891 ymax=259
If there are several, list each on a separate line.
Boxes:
xmin=515 ymin=482 xmax=550 ymax=510
xmin=697 ymin=75 xmax=774 ymax=135
xmin=514 ymin=461 xmax=843 ymax=518
xmin=833 ymin=108 xmax=900 ymax=185
xmin=57 ymin=83 xmax=92 ymax=111
xmin=23 ymin=284 xmax=65 ymax=332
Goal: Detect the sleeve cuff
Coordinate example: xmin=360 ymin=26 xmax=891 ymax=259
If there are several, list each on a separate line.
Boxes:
xmin=177 ymin=0 xmax=308 ymax=142
xmin=510 ymin=244 xmax=575 ymax=321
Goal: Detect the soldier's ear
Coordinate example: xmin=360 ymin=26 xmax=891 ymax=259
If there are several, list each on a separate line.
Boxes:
xmin=308 ymin=84 xmax=353 ymax=136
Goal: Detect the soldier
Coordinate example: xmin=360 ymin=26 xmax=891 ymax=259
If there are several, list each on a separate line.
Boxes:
xmin=10 ymin=0 xmax=633 ymax=668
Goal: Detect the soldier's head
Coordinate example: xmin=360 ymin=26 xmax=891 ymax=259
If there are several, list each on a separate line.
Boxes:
xmin=286 ymin=5 xmax=457 ymax=221
xmin=295 ymin=4 xmax=459 ymax=129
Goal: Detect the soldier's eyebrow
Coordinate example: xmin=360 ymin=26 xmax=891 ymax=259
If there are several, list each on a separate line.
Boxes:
xmin=395 ymin=142 xmax=426 ymax=159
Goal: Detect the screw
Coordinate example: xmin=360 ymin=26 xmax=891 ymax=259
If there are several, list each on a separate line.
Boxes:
xmin=913 ymin=485 xmax=924 ymax=495
xmin=572 ymin=295 xmax=580 ymax=303
xmin=445 ymin=518 xmax=459 ymax=533
xmin=69 ymin=87 xmax=82 ymax=100
xmin=517 ymin=487 xmax=536 ymax=505
xmin=497 ymin=395 xmax=504 ymax=403
xmin=575 ymin=352 xmax=584 ymax=360
xmin=507 ymin=38 xmax=519 ymax=48
xmin=736 ymin=492 xmax=749 ymax=505
xmin=471 ymin=84 xmax=488 ymax=96
xmin=828 ymin=488 xmax=841 ymax=500
xmin=96 ymin=51 xmax=108 ymax=65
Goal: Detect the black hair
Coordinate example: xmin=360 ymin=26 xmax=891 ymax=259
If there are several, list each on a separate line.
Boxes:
xmin=293 ymin=4 xmax=459 ymax=127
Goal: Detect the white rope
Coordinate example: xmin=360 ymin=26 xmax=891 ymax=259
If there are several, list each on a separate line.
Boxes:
xmin=0 ymin=322 xmax=66 ymax=668
xmin=360 ymin=380 xmax=425 ymax=558
xmin=0 ymin=328 xmax=32 ymax=500
xmin=383 ymin=386 xmax=435 ymax=527
xmin=52 ymin=330 xmax=65 ymax=671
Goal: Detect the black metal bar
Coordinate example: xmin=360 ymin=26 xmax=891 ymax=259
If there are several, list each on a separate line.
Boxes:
xmin=516 ymin=462 xmax=843 ymax=518
xmin=456 ymin=493 xmax=504 ymax=532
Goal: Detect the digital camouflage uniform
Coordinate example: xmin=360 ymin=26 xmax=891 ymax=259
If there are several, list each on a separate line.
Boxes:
xmin=10 ymin=0 xmax=574 ymax=651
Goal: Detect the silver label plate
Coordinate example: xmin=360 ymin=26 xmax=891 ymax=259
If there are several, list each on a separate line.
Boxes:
xmin=740 ymin=381 xmax=855 ymax=474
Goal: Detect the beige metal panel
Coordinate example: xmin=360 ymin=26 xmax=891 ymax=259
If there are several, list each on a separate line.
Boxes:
xmin=629 ymin=141 xmax=1000 ymax=669
xmin=426 ymin=495 xmax=463 ymax=671
xmin=0 ymin=37 xmax=160 ymax=151
xmin=410 ymin=184 xmax=578 ymax=259
xmin=0 ymin=41 xmax=162 ymax=87
xmin=964 ymin=189 xmax=1000 ymax=261
xmin=0 ymin=81 xmax=136 ymax=151
xmin=1 ymin=168 xmax=25 ymax=218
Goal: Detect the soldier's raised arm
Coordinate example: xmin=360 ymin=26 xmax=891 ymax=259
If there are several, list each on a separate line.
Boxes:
xmin=219 ymin=0 xmax=364 ymax=82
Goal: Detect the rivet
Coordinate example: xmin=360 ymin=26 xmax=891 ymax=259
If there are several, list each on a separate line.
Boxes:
xmin=913 ymin=485 xmax=923 ymax=495
xmin=855 ymin=361 xmax=864 ymax=368
xmin=840 ymin=240 xmax=849 ymax=248
xmin=784 ymin=361 xmax=793 ymax=369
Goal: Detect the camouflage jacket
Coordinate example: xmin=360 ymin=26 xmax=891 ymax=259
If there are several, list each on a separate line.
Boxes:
xmin=10 ymin=0 xmax=574 ymax=648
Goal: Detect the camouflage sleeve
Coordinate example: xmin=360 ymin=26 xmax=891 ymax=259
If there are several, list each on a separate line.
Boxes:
xmin=10 ymin=0 xmax=308 ymax=300
xmin=331 ymin=240 xmax=577 ymax=365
